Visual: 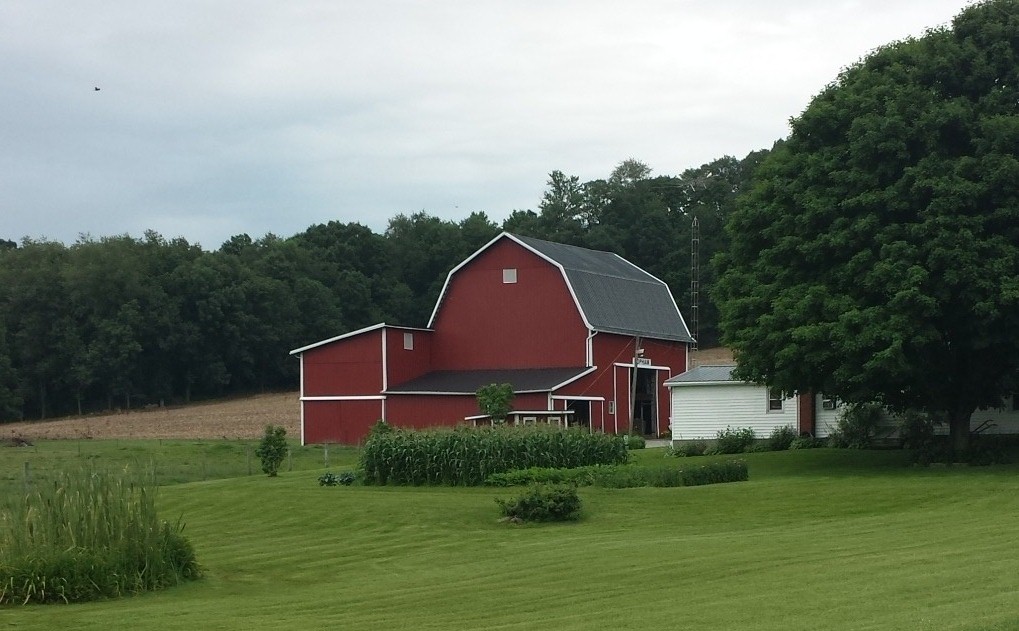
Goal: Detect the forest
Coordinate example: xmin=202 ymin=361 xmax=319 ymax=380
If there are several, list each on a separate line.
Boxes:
xmin=0 ymin=149 xmax=769 ymax=421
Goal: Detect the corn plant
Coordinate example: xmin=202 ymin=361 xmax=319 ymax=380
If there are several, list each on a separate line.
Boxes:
xmin=359 ymin=425 xmax=627 ymax=486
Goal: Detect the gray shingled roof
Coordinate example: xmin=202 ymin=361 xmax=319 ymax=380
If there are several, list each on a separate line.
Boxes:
xmin=663 ymin=365 xmax=738 ymax=385
xmin=385 ymin=367 xmax=591 ymax=394
xmin=511 ymin=234 xmax=695 ymax=343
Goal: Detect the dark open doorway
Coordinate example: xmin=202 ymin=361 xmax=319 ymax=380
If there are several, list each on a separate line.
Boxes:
xmin=633 ymin=368 xmax=658 ymax=435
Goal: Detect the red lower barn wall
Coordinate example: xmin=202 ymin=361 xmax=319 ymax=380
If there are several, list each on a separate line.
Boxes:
xmin=303 ymin=399 xmax=383 ymax=444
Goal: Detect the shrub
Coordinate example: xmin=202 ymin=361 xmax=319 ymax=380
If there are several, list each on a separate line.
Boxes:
xmin=359 ymin=425 xmax=628 ymax=486
xmin=624 ymin=434 xmax=646 ymax=450
xmin=668 ymin=441 xmax=707 ymax=457
xmin=255 ymin=424 xmax=289 ymax=477
xmin=318 ymin=471 xmax=357 ymax=486
xmin=680 ymin=460 xmax=749 ymax=486
xmin=476 ymin=383 xmax=514 ymax=423
xmin=0 ymin=467 xmax=201 ymax=605
xmin=768 ymin=425 xmax=797 ymax=451
xmin=790 ymin=434 xmax=824 ymax=450
xmin=829 ymin=403 xmax=888 ymax=449
xmin=715 ymin=426 xmax=756 ymax=454
xmin=496 ymin=484 xmax=582 ymax=522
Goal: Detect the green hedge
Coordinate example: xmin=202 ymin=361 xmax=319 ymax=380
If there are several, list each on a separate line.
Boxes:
xmin=485 ymin=460 xmax=748 ymax=488
xmin=359 ymin=425 xmax=628 ymax=486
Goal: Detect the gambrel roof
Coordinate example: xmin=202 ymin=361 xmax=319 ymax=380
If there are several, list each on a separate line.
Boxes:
xmin=429 ymin=232 xmax=695 ymax=343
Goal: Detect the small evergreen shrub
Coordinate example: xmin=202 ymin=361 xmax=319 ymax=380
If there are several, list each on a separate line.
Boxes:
xmin=668 ymin=441 xmax=707 ymax=457
xmin=496 ymin=484 xmax=582 ymax=522
xmin=768 ymin=425 xmax=797 ymax=451
xmin=829 ymin=403 xmax=887 ymax=449
xmin=715 ymin=426 xmax=756 ymax=454
xmin=255 ymin=424 xmax=289 ymax=477
xmin=624 ymin=434 xmax=646 ymax=449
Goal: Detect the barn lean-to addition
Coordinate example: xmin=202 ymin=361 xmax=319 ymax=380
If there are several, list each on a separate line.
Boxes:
xmin=290 ymin=232 xmax=695 ymax=444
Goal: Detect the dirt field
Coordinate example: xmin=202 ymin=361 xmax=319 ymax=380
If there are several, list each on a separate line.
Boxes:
xmin=1 ymin=392 xmax=301 ymax=441
xmin=689 ymin=346 xmax=734 ymax=367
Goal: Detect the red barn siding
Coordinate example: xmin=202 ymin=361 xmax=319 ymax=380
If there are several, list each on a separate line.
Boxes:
xmin=555 ymin=333 xmax=686 ymax=436
xmin=385 ymin=392 xmax=551 ymax=430
xmin=302 ymin=330 xmax=383 ymax=396
xmin=430 ymin=239 xmax=587 ymax=370
xmin=385 ymin=328 xmax=433 ymax=389
xmin=303 ymin=399 xmax=382 ymax=444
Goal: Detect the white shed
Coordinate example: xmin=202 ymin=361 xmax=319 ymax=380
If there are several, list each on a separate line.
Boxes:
xmin=665 ymin=365 xmax=841 ymax=442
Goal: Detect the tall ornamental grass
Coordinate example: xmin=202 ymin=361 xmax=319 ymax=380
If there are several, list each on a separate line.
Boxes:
xmin=0 ymin=467 xmax=201 ymax=605
xmin=360 ymin=425 xmax=628 ymax=486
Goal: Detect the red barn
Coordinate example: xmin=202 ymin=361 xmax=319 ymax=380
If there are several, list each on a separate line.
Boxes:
xmin=290 ymin=232 xmax=694 ymax=444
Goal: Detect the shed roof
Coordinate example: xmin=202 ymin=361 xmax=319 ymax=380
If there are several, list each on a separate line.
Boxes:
xmin=663 ymin=365 xmax=740 ymax=386
xmin=385 ymin=366 xmax=593 ymax=395
xmin=429 ymin=232 xmax=695 ymax=343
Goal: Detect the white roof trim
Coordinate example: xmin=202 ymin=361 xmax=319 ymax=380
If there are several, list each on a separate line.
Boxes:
xmin=289 ymin=323 xmax=432 ymax=356
xmin=426 ymin=232 xmax=595 ymax=332
xmin=548 ymin=366 xmax=597 ymax=391
xmin=300 ymin=395 xmax=387 ymax=401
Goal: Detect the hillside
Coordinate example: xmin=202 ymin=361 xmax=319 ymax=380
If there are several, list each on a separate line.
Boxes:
xmin=2 ymin=392 xmax=300 ymax=441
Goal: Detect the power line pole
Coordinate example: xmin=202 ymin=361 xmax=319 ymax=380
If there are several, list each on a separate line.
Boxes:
xmin=690 ymin=216 xmax=700 ymax=351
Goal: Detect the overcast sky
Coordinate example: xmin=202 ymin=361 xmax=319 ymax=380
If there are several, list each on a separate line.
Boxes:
xmin=1 ymin=1 xmax=968 ymax=250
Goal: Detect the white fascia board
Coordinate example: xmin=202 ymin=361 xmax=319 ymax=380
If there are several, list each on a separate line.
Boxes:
xmin=550 ymin=395 xmax=605 ymax=401
xmin=503 ymin=233 xmax=595 ymax=331
xmin=426 ymin=232 xmax=509 ymax=328
xmin=548 ymin=366 xmax=597 ymax=391
xmin=300 ymin=395 xmax=387 ymax=401
xmin=613 ymin=362 xmax=671 ymax=371
xmin=289 ymin=322 xmax=387 ymax=355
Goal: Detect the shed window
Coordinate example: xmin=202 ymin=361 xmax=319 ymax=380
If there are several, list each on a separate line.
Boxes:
xmin=821 ymin=396 xmax=837 ymax=411
xmin=403 ymin=332 xmax=414 ymax=350
xmin=768 ymin=388 xmax=784 ymax=412
xmin=502 ymin=268 xmax=517 ymax=284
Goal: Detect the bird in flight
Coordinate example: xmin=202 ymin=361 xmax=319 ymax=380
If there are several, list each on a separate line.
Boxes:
xmin=94 ymin=86 xmax=100 ymax=91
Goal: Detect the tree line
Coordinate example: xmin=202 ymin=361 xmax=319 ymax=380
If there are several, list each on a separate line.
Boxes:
xmin=0 ymin=151 xmax=768 ymax=421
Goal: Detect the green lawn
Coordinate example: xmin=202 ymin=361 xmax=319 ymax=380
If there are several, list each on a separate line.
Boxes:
xmin=4 ymin=447 xmax=1019 ymax=630
xmin=0 ymin=438 xmax=359 ymax=496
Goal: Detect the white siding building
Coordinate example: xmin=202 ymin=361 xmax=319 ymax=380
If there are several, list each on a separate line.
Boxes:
xmin=665 ymin=365 xmax=840 ymax=442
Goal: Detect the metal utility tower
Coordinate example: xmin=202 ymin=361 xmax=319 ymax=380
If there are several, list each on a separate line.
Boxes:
xmin=690 ymin=216 xmax=700 ymax=351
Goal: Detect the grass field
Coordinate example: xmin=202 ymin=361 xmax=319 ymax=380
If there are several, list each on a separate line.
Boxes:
xmin=3 ymin=447 xmax=1019 ymax=630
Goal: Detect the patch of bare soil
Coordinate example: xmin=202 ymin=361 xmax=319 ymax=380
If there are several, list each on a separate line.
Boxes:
xmin=689 ymin=346 xmax=734 ymax=367
xmin=0 ymin=392 xmax=300 ymax=441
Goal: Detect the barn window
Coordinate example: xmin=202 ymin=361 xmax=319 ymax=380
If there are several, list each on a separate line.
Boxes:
xmin=403 ymin=332 xmax=414 ymax=350
xmin=502 ymin=268 xmax=517 ymax=284
xmin=768 ymin=388 xmax=784 ymax=412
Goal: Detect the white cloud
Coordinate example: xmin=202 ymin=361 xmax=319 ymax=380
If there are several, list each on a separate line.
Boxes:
xmin=0 ymin=0 xmax=967 ymax=247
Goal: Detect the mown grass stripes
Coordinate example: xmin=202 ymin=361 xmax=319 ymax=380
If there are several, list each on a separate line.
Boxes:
xmin=359 ymin=425 xmax=628 ymax=485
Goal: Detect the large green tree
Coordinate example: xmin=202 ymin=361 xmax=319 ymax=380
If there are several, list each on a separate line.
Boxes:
xmin=715 ymin=0 xmax=1019 ymax=453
